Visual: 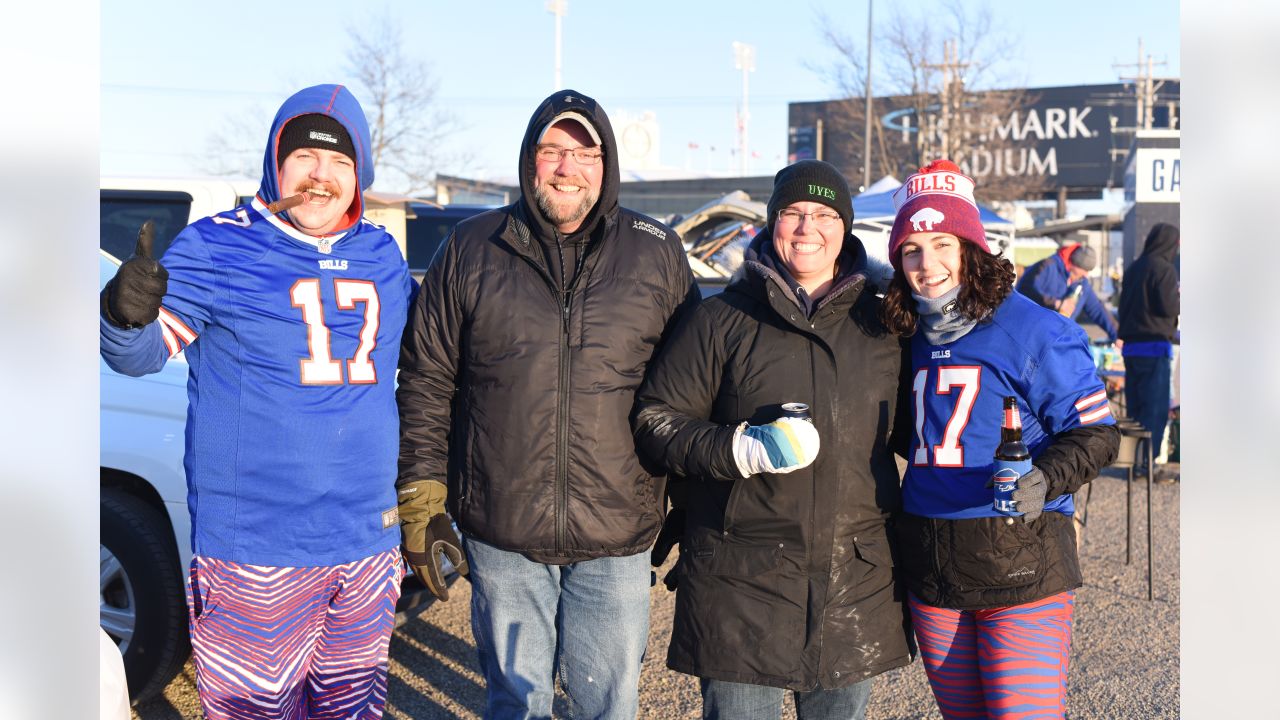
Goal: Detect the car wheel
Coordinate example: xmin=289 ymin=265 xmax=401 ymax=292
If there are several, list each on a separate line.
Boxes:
xmin=100 ymin=488 xmax=190 ymax=703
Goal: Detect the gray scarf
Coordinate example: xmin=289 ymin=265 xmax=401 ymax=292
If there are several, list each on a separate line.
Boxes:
xmin=914 ymin=285 xmax=977 ymax=345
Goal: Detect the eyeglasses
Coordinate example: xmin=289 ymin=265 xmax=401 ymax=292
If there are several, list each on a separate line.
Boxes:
xmin=776 ymin=208 xmax=841 ymax=228
xmin=535 ymin=144 xmax=604 ymax=165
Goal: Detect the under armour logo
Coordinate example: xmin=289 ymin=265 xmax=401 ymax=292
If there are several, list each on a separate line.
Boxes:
xmin=563 ymin=95 xmax=580 ymax=104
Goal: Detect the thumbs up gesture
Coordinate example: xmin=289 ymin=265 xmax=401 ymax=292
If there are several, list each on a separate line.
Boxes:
xmin=101 ymin=221 xmax=169 ymax=329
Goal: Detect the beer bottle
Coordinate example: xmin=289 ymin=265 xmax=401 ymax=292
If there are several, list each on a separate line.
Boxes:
xmin=992 ymin=396 xmax=1032 ymax=516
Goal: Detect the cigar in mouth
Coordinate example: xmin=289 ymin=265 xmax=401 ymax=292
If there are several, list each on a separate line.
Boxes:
xmin=264 ymin=193 xmax=307 ymax=215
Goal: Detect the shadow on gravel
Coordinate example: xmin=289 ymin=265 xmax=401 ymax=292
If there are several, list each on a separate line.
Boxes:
xmin=132 ymin=663 xmax=197 ymax=719
xmin=388 ymin=618 xmax=486 ymax=717
xmin=132 ymin=696 xmax=183 ymax=720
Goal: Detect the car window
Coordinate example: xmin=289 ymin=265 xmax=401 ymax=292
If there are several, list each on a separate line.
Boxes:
xmin=406 ymin=216 xmax=461 ymax=272
xmin=100 ymin=191 xmax=193 ymax=261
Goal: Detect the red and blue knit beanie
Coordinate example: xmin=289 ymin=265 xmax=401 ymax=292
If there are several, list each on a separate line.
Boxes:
xmin=887 ymin=159 xmax=990 ymax=270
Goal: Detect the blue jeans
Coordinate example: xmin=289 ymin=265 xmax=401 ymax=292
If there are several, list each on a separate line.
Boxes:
xmin=1124 ymin=355 xmax=1172 ymax=460
xmin=700 ymin=677 xmax=874 ymax=720
xmin=463 ymin=536 xmax=651 ymax=720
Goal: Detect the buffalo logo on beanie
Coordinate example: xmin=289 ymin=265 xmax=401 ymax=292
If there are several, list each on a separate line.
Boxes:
xmin=276 ymin=113 xmax=357 ymax=168
xmin=766 ymin=160 xmax=855 ymax=235
xmin=887 ymin=159 xmax=990 ymax=269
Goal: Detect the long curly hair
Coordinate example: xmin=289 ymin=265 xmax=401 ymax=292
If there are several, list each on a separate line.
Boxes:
xmin=881 ymin=240 xmax=1016 ymax=337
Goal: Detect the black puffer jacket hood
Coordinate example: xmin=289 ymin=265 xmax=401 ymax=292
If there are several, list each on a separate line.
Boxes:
xmin=516 ymin=89 xmax=620 ymax=243
xmin=1140 ymin=222 xmax=1179 ymax=262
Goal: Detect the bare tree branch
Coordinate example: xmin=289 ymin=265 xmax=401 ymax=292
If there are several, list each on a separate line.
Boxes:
xmin=345 ymin=10 xmax=463 ymax=195
xmin=199 ymin=10 xmax=469 ymax=197
xmin=815 ymin=1 xmax=1048 ymax=201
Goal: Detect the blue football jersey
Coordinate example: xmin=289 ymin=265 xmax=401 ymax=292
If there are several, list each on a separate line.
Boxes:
xmin=903 ymin=292 xmax=1114 ymax=520
xmin=104 ymin=199 xmax=412 ymax=566
xmin=100 ymin=85 xmax=413 ymax=567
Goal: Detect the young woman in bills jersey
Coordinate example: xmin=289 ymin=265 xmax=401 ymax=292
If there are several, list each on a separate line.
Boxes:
xmin=879 ymin=160 xmax=1120 ymax=720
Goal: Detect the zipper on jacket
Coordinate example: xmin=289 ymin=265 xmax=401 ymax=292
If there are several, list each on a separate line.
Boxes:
xmin=556 ymin=288 xmax=572 ymax=554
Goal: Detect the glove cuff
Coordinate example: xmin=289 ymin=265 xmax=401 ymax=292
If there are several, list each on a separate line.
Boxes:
xmin=397 ymin=478 xmax=449 ymax=522
xmin=729 ymin=422 xmax=753 ymax=478
xmin=100 ymin=280 xmax=132 ymax=329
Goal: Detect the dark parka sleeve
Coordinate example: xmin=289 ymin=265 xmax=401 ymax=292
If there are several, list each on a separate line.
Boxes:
xmin=1034 ymin=424 xmax=1120 ymax=500
xmin=632 ymin=303 xmax=743 ymax=482
xmin=397 ymin=231 xmax=467 ymax=487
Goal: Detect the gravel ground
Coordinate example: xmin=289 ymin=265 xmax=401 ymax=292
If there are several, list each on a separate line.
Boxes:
xmin=133 ymin=466 xmax=1179 ymax=719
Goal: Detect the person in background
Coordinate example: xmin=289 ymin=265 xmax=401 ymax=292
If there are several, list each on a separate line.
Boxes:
xmin=1017 ymin=241 xmax=1120 ymax=346
xmin=100 ymin=85 xmax=415 ymax=719
xmin=396 ymin=89 xmax=698 ymax=720
xmin=633 ymin=159 xmax=914 ymax=720
xmin=881 ymin=160 xmax=1120 ymax=720
xmin=1118 ymin=222 xmax=1181 ymax=480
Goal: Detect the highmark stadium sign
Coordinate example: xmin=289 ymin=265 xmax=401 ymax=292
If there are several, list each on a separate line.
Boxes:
xmin=787 ymin=82 xmax=1181 ymax=191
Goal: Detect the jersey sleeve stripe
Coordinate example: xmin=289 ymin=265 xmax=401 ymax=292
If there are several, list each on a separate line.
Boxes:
xmin=1073 ymin=389 xmax=1108 ymax=411
xmin=158 ymin=321 xmax=181 ymax=357
xmin=158 ymin=307 xmax=198 ymax=349
xmin=1078 ymin=405 xmax=1112 ymax=424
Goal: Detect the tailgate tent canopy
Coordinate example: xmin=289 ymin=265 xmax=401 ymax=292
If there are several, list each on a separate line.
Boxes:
xmin=850 ymin=182 xmax=1015 ymax=266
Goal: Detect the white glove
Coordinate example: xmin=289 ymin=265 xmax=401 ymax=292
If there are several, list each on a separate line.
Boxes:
xmin=731 ymin=417 xmax=821 ymax=478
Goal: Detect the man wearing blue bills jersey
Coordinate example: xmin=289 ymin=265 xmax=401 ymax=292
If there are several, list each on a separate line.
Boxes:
xmin=99 ymin=84 xmax=428 ymax=720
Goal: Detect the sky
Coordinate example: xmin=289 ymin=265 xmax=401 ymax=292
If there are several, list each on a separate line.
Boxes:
xmin=101 ymin=0 xmax=1179 ymax=192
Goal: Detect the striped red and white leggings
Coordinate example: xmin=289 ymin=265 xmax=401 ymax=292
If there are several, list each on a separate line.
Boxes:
xmin=186 ymin=548 xmax=404 ymax=720
xmin=908 ymin=591 xmax=1075 ymax=720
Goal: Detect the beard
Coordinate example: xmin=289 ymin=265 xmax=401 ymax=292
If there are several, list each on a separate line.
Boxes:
xmin=534 ymin=180 xmax=598 ymax=230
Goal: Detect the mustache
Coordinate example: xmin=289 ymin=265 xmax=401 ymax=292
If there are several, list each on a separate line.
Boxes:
xmin=291 ymin=180 xmax=342 ymax=198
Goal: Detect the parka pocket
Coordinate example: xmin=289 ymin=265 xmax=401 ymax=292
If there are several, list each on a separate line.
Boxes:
xmin=949 ymin=518 xmax=1045 ymax=592
xmin=675 ymin=542 xmax=805 ymax=678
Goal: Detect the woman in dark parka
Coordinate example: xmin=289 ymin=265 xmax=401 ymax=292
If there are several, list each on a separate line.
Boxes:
xmin=633 ymin=160 xmax=913 ymax=720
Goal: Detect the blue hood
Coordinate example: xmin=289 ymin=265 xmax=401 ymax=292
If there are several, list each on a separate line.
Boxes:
xmin=257 ymin=84 xmax=374 ymax=233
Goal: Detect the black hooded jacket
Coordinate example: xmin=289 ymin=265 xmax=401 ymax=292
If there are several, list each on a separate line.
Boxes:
xmin=632 ymin=233 xmax=914 ymax=691
xmin=1118 ymin=223 xmax=1180 ymax=344
xmin=397 ymin=90 xmax=699 ymax=563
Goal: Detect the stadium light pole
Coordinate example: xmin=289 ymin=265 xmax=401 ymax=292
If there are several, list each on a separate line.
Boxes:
xmin=863 ymin=0 xmax=874 ymax=191
xmin=732 ymin=41 xmax=756 ymax=177
xmin=547 ymin=0 xmax=567 ymax=90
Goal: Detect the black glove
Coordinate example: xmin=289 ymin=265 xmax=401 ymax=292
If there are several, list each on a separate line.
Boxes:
xmin=102 ymin=220 xmax=168 ymax=329
xmin=397 ymin=479 xmax=468 ymax=601
xmin=650 ymin=508 xmax=686 ymax=591
xmin=1010 ymin=467 xmax=1048 ymax=523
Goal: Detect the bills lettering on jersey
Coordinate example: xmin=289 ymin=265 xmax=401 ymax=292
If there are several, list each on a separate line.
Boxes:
xmin=319 ymin=259 xmax=349 ymax=270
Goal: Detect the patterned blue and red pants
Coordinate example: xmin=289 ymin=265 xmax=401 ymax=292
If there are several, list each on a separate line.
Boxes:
xmin=908 ymin=591 xmax=1075 ymax=720
xmin=186 ymin=548 xmax=404 ymax=720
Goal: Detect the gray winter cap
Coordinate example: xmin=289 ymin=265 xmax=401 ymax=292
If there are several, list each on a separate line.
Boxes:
xmin=1069 ymin=245 xmax=1098 ymax=272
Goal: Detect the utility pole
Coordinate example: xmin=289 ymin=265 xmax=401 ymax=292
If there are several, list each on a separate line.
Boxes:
xmin=862 ymin=0 xmax=873 ymax=191
xmin=921 ymin=39 xmax=968 ymax=162
xmin=547 ymin=0 xmax=567 ymax=90
xmin=732 ymin=41 xmax=756 ymax=176
xmin=1114 ymin=38 xmax=1169 ymax=131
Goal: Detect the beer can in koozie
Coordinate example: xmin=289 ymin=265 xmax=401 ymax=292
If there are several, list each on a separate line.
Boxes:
xmin=780 ymin=402 xmax=812 ymax=422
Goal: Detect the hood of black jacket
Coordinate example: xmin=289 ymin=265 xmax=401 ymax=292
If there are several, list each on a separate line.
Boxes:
xmin=516 ymin=90 xmax=620 ymax=243
xmin=731 ymin=228 xmax=872 ymax=309
xmin=1141 ymin=222 xmax=1179 ymax=261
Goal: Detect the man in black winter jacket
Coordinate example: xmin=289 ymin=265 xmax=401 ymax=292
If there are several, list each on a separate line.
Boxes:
xmin=1118 ymin=222 xmax=1180 ymax=475
xmin=396 ymin=90 xmax=698 ymax=720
